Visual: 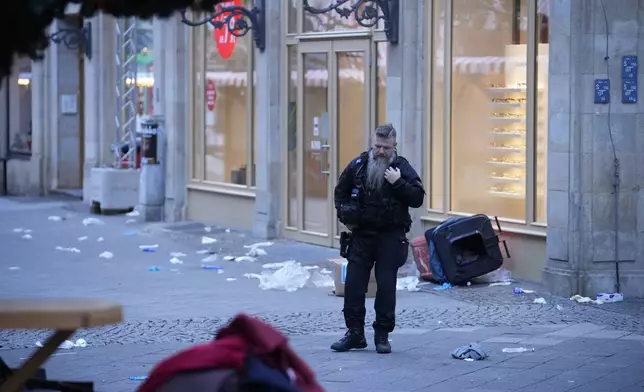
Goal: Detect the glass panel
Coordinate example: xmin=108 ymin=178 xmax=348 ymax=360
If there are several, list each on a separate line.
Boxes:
xmin=376 ymin=42 xmax=387 ymax=125
xmin=430 ymin=0 xmax=446 ymax=210
xmin=337 ymin=50 xmax=367 ymax=234
xmin=135 ymin=20 xmax=153 ymax=118
xmin=287 ymin=0 xmax=297 ymax=34
xmin=204 ymin=11 xmax=250 ymax=185
xmin=302 ymin=52 xmax=329 ymax=234
xmin=251 ymin=50 xmax=257 ymax=187
xmin=303 ymin=1 xmax=369 ymax=33
xmin=286 ymin=46 xmax=298 ymax=228
xmin=536 ymin=1 xmax=550 ymax=223
xmin=9 ymin=58 xmax=32 ymax=155
xmin=451 ymin=0 xmax=528 ymax=220
xmin=192 ymin=23 xmax=205 ymax=180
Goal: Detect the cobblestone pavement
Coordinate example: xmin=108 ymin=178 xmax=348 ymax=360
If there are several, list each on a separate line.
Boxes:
xmin=1 ymin=197 xmax=644 ymax=391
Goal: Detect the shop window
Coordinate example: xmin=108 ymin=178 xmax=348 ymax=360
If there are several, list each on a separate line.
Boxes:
xmin=9 ymin=58 xmax=32 ymax=155
xmin=287 ymin=0 xmax=297 ymax=34
xmin=199 ymin=1 xmax=255 ymax=187
xmin=429 ymin=0 xmax=446 ymax=210
xmin=376 ymin=42 xmax=387 ymax=126
xmin=286 ymin=45 xmax=297 ymax=228
xmin=451 ymin=0 xmax=527 ymax=221
xmin=536 ymin=4 xmax=549 ymax=223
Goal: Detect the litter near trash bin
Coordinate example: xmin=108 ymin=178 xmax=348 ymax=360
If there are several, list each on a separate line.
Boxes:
xmin=140 ymin=244 xmax=159 ymax=252
xmin=125 ymin=210 xmax=140 ymax=217
xmin=56 ymin=246 xmax=80 ymax=253
xmin=514 ymin=287 xmax=536 ymax=294
xmin=201 ymin=254 xmax=219 ymax=263
xmin=310 ymin=271 xmax=335 ymax=288
xmin=245 ymin=260 xmax=311 ymax=292
xmin=201 ymin=236 xmax=217 ymax=245
xmin=396 ymin=276 xmax=420 ymax=292
xmin=244 ymin=241 xmax=273 ymax=257
xmin=452 ymin=343 xmax=488 ymax=360
xmin=533 ymin=297 xmax=547 ymax=304
xmin=129 ymin=376 xmax=147 ymax=381
xmin=502 ymin=347 xmax=534 ymax=353
xmin=434 ymin=282 xmax=452 ymax=291
xmin=170 ymin=257 xmax=184 ymax=265
xmin=99 ymin=251 xmax=114 ymax=259
xmin=48 ymin=216 xmax=63 ymax=221
xmin=596 ymin=293 xmax=623 ymax=303
xmin=570 ymin=294 xmax=604 ymax=305
xmin=148 ymin=266 xmax=161 ymax=271
xmin=82 ymin=217 xmax=104 ymax=226
xmin=489 ymin=281 xmax=512 ymax=287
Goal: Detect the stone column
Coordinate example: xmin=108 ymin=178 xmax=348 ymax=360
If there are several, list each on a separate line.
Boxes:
xmin=28 ymin=58 xmax=46 ymax=195
xmin=543 ymin=0 xmax=644 ymax=298
xmin=160 ymin=15 xmax=188 ymax=222
xmin=386 ymin=0 xmax=426 ymax=238
xmin=82 ymin=15 xmax=117 ymax=201
xmin=252 ymin=1 xmax=283 ymax=239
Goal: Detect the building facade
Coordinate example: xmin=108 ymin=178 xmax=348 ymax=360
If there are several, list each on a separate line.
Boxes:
xmin=7 ymin=0 xmax=644 ymax=297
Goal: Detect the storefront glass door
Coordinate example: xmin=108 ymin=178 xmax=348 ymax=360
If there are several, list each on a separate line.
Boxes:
xmin=289 ymin=39 xmax=371 ymax=247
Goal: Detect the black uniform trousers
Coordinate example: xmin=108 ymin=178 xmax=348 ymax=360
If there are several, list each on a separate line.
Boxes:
xmin=343 ymin=229 xmax=409 ymax=333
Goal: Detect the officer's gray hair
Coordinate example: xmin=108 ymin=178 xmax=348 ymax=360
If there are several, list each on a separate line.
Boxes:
xmin=374 ymin=123 xmax=397 ymax=141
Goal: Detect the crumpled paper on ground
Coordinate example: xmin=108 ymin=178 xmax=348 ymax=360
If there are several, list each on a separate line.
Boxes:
xmin=244 ymin=241 xmax=273 ymax=257
xmin=570 ymin=294 xmax=604 ymax=305
xmin=36 ymin=338 xmax=87 ymax=349
xmin=452 ymin=343 xmax=488 ymax=361
xmin=244 ymin=260 xmax=311 ymax=292
xmin=396 ymin=276 xmax=420 ymax=292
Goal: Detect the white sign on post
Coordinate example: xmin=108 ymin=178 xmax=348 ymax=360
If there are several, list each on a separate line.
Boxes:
xmin=313 ymin=116 xmax=319 ymax=136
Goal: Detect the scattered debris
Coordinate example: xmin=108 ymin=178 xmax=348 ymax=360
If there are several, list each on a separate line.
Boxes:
xmin=244 ymin=242 xmax=273 ymax=257
xmin=234 ymin=256 xmax=256 ymax=263
xmin=513 ymin=287 xmax=536 ymax=294
xmin=226 ymin=278 xmax=237 ymax=281
xmin=48 ymin=216 xmax=63 ymax=222
xmin=202 ymin=265 xmax=222 ymax=271
xmin=196 ymin=249 xmax=215 ymax=255
xmin=56 ymin=246 xmax=80 ymax=253
xmin=36 ymin=339 xmax=87 ymax=349
xmin=13 ymin=228 xmax=24 ymax=233
xmin=82 ymin=218 xmax=104 ymax=226
xmin=225 ymin=228 xmax=231 ymax=233
xmin=244 ymin=260 xmax=311 ymax=292
xmin=452 ymin=343 xmax=488 ymax=360
xmin=396 ymin=276 xmax=420 ymax=292
xmin=170 ymin=257 xmax=184 ymax=265
xmin=472 ymin=268 xmax=512 ymax=285
xmin=140 ymin=244 xmax=159 ymax=252
xmin=125 ymin=219 xmax=137 ymax=224
xmin=202 ymin=236 xmax=217 ymax=245
xmin=129 ymin=376 xmax=148 ymax=381
xmin=97 ymin=237 xmax=104 ymax=242
xmin=148 ymin=266 xmax=161 ymax=271
xmin=533 ymin=297 xmax=547 ymax=304
xmin=320 ymin=268 xmax=332 ymax=275
xmin=556 ymin=305 xmax=563 ymax=311
xmin=262 ymin=262 xmax=287 ymax=269
xmin=570 ymin=294 xmax=604 ymax=305
xmin=99 ymin=251 xmax=114 ymax=259
xmin=596 ymin=293 xmax=623 ymax=303
xmin=24 ymin=229 xmax=32 ymax=233
xmin=223 ymin=256 xmax=236 ymax=261
xmin=489 ymin=281 xmax=512 ymax=287
xmin=304 ymin=266 xmax=319 ymax=270
xmin=8 ymin=267 xmax=19 ymax=271
xmin=502 ymin=347 xmax=534 ymax=353
xmin=204 ymin=226 xmax=212 ymax=232
xmin=125 ymin=210 xmax=140 ymax=217
xmin=309 ymin=271 xmax=335 ymax=288
xmin=434 ymin=282 xmax=452 ymax=291
xmin=170 ymin=252 xmax=187 ymax=258
xmin=77 ymin=236 xmax=88 ymax=241
xmin=21 ymin=234 xmax=32 ymax=240
xmin=201 ymin=254 xmax=219 ymax=263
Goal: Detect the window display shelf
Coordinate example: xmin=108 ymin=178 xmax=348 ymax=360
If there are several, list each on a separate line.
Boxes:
xmin=489 ymin=146 xmax=525 ymax=153
xmin=488 ymin=190 xmax=525 ymax=199
xmin=489 ymin=131 xmax=526 ymax=138
xmin=489 ymin=117 xmax=526 ymax=123
xmin=487 ymin=160 xmax=524 ymax=168
xmin=489 ymin=176 xmax=523 ymax=183
xmin=486 ymin=87 xmax=526 ymax=93
xmin=490 ymin=102 xmax=525 ymax=108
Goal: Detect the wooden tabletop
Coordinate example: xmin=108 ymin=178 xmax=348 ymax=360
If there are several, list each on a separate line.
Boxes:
xmin=0 ymin=299 xmax=123 ymax=330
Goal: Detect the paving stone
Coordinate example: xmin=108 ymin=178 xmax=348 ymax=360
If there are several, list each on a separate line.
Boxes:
xmin=521 ymin=337 xmax=569 ymax=346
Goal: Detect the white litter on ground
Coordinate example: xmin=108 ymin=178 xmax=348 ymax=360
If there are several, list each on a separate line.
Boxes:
xmin=8 ymin=267 xmax=19 ymax=271
xmin=97 ymin=237 xmax=104 ymax=242
xmin=533 ymin=297 xmax=547 ymax=304
xmin=570 ymin=294 xmax=604 ymax=305
xmin=596 ymin=293 xmax=624 ymax=303
xmin=473 ymin=268 xmax=512 ymax=285
xmin=225 ymin=229 xmax=231 ymax=233
xmin=204 ymin=226 xmax=212 ymax=232
xmin=24 ymin=229 xmax=32 ymax=233
xmin=223 ymin=256 xmax=236 ymax=261
xmin=48 ymin=216 xmax=63 ymax=221
xmin=320 ymin=268 xmax=332 ymax=275
xmin=56 ymin=246 xmax=80 ymax=253
xmin=82 ymin=218 xmax=104 ymax=226
xmin=13 ymin=228 xmax=24 ymax=233
xmin=170 ymin=257 xmax=184 ymax=265
xmin=556 ymin=305 xmax=563 ymax=310
xmin=396 ymin=276 xmax=420 ymax=292
xmin=244 ymin=242 xmax=273 ymax=257
xmin=262 ymin=262 xmax=287 ymax=269
xmin=126 ymin=219 xmax=137 ymax=224
xmin=309 ymin=271 xmax=335 ymax=288
xmin=139 ymin=244 xmax=159 ymax=250
xmin=77 ymin=236 xmax=88 ymax=241
xmin=170 ymin=252 xmax=187 ymax=258
xmin=202 ymin=236 xmax=217 ymax=245
xmin=36 ymin=338 xmax=87 ymax=349
xmin=304 ymin=266 xmax=320 ymax=270
xmin=245 ymin=260 xmax=311 ymax=292
xmin=21 ymin=234 xmax=32 ymax=240
xmin=234 ymin=256 xmax=256 ymax=263
xmin=226 ymin=278 xmax=237 ymax=281
xmin=201 ymin=254 xmax=219 ymax=263
xmin=502 ymin=347 xmax=534 ymax=353
xmin=488 ymin=281 xmax=512 ymax=287
xmin=99 ymin=251 xmax=113 ymax=259
xmin=125 ymin=210 xmax=140 ymax=217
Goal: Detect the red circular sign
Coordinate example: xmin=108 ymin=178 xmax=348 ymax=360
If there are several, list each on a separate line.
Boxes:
xmin=206 ymin=79 xmax=216 ymax=111
xmin=213 ymin=0 xmax=242 ymax=60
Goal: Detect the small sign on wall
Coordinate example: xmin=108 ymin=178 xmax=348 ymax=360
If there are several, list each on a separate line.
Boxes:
xmin=60 ymin=94 xmax=78 ymax=115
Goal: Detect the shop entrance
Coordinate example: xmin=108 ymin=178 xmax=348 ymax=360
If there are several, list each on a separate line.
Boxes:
xmin=285 ymin=39 xmax=373 ymax=248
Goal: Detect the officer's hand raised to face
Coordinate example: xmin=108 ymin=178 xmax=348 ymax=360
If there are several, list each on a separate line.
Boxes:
xmin=384 ymin=167 xmax=401 ymax=184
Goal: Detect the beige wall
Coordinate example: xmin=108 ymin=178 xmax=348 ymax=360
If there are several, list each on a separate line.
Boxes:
xmin=187 ymin=188 xmax=255 ymax=230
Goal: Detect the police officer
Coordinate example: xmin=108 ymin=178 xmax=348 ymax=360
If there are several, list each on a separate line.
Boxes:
xmin=331 ymin=123 xmax=425 ymax=354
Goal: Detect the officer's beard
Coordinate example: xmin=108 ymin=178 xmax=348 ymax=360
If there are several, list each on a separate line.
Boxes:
xmin=366 ymin=149 xmax=395 ymax=191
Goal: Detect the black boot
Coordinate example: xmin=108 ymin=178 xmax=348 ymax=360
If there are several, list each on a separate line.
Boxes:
xmin=330 ymin=329 xmax=368 ymax=352
xmin=374 ymin=331 xmax=391 ymax=354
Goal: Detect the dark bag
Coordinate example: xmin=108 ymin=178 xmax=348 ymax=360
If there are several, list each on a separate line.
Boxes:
xmin=432 ymin=214 xmax=510 ymax=285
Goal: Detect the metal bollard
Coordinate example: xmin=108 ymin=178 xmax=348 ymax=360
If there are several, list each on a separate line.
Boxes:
xmin=139 ymin=115 xmax=166 ymax=222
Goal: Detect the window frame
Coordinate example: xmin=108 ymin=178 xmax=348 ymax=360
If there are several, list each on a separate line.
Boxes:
xmin=424 ymin=0 xmax=547 ymax=236
xmin=188 ymin=11 xmax=257 ymax=195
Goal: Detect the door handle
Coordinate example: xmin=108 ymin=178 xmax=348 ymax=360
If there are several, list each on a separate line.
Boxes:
xmin=320 ymin=170 xmax=330 ymax=175
xmin=319 ymin=141 xmax=330 ymax=180
xmin=321 ymin=144 xmax=331 ymax=149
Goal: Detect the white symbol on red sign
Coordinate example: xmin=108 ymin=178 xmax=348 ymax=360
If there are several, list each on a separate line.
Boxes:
xmin=213 ymin=0 xmax=242 ymax=60
xmin=206 ymin=79 xmax=216 ymax=111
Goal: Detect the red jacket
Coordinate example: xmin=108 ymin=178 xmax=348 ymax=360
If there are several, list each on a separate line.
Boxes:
xmin=137 ymin=313 xmax=325 ymax=392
